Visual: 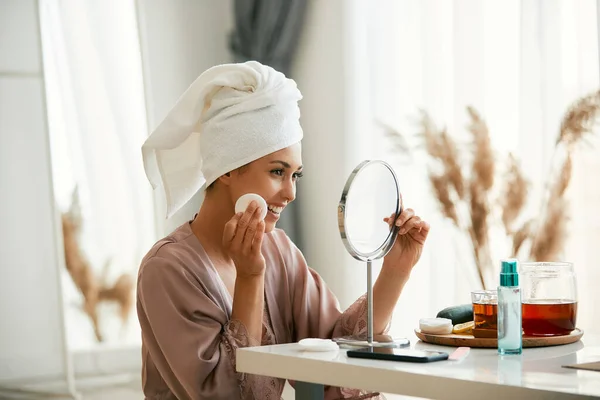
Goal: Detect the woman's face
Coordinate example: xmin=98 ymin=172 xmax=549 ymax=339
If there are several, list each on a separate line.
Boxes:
xmin=227 ymin=142 xmax=303 ymax=232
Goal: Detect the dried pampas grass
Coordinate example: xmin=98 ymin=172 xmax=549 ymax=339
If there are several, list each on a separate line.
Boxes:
xmin=501 ymin=154 xmax=528 ymax=234
xmin=469 ymin=180 xmax=489 ymax=251
xmin=530 ymin=198 xmax=568 ymax=262
xmin=512 ymin=220 xmax=533 ymax=257
xmin=441 ymin=130 xmax=466 ymax=199
xmin=558 ymin=90 xmax=600 ymax=146
xmin=415 ymin=109 xmax=495 ymax=288
xmin=553 ymin=153 xmax=572 ymax=198
xmin=528 ymin=90 xmax=600 ymax=261
xmin=61 ymin=190 xmax=134 ymax=342
xmin=396 ymin=90 xmax=600 ymax=289
xmin=469 ymin=181 xmax=490 ymax=288
xmin=429 ymin=173 xmax=459 ymax=225
xmin=420 ymin=113 xmax=465 ymax=200
xmin=467 ymin=107 xmax=494 ymax=191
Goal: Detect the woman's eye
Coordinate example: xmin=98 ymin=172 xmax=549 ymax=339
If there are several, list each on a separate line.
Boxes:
xmin=270 ymin=169 xmax=303 ymax=180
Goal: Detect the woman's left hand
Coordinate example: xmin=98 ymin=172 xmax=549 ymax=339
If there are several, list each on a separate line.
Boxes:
xmin=382 ymin=207 xmax=430 ymax=274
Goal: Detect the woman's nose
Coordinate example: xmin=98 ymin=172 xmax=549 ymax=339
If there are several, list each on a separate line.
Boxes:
xmin=281 ymin=177 xmax=296 ymax=202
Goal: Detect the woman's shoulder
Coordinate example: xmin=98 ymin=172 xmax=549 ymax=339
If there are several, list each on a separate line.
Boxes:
xmin=138 ymin=222 xmax=204 ymax=278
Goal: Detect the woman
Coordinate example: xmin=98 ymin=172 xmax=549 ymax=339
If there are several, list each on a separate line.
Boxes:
xmin=137 ymin=61 xmax=430 ymax=400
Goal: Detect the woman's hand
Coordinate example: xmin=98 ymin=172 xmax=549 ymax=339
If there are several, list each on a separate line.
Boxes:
xmin=371 ymin=206 xmax=430 ymax=334
xmin=382 ymin=207 xmax=430 ymax=275
xmin=223 ymin=201 xmax=266 ymax=278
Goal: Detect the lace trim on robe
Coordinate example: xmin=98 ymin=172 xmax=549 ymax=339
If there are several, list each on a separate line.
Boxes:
xmin=222 ymin=300 xmax=283 ymax=399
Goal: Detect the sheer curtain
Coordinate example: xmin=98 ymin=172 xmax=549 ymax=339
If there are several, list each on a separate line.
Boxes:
xmin=40 ymin=0 xmax=154 ymax=349
xmin=365 ymin=0 xmax=600 ymax=337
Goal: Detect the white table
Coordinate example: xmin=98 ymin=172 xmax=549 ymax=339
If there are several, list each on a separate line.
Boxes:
xmin=237 ymin=333 xmax=600 ymax=399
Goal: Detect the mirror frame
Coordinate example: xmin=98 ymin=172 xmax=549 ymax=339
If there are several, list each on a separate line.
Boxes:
xmin=338 ymin=160 xmax=402 ymax=262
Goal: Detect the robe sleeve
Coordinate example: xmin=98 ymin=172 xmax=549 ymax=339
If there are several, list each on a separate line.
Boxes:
xmin=137 ymin=255 xmax=259 ymax=400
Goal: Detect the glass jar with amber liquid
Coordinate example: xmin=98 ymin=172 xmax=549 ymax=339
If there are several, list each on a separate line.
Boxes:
xmin=471 ymin=290 xmax=498 ymax=337
xmin=520 ymin=262 xmax=577 ymax=337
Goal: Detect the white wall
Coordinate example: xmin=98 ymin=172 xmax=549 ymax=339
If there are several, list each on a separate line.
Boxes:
xmin=0 ymin=0 xmax=69 ymax=383
xmin=136 ymin=0 xmax=234 ymax=234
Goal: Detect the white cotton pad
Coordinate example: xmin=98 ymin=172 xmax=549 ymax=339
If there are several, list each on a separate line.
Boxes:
xmin=419 ymin=318 xmax=453 ymax=335
xmin=235 ymin=193 xmax=267 ymax=220
xmin=298 ymin=338 xmax=339 ymax=352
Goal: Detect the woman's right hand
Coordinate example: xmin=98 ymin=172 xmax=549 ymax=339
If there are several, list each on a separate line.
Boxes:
xmin=223 ymin=201 xmax=266 ymax=278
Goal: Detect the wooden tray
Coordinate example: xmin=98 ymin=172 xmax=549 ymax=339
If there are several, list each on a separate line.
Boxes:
xmin=415 ymin=328 xmax=584 ymax=348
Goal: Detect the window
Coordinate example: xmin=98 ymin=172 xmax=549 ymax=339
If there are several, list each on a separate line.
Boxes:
xmin=40 ymin=0 xmax=155 ymax=350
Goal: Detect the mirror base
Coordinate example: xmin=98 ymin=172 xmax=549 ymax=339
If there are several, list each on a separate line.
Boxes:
xmin=333 ymin=336 xmax=410 ymax=349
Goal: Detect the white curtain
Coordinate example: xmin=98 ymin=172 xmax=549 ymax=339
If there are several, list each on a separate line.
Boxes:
xmin=364 ymin=0 xmax=600 ymax=337
xmin=40 ymin=0 xmax=154 ymax=350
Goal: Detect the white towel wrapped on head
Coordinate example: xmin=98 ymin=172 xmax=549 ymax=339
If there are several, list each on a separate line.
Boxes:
xmin=142 ymin=61 xmax=304 ymax=218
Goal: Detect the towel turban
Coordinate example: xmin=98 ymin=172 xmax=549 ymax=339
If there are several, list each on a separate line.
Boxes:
xmin=142 ymin=61 xmax=303 ymax=218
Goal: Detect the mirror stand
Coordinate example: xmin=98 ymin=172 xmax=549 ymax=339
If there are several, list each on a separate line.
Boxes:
xmin=334 ymin=260 xmax=401 ymax=348
xmin=367 ymin=260 xmax=373 ymax=345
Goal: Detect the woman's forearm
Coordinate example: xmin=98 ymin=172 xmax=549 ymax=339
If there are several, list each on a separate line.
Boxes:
xmin=231 ymin=273 xmax=264 ymax=344
xmin=372 ymin=263 xmax=411 ymax=334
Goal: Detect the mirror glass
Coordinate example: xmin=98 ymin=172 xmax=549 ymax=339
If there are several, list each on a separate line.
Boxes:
xmin=339 ymin=160 xmax=401 ymax=260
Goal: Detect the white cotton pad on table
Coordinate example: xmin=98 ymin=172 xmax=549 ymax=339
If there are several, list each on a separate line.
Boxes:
xmin=419 ymin=318 xmax=453 ymax=334
xmin=298 ymin=338 xmax=339 ymax=352
xmin=235 ymin=193 xmax=267 ymax=220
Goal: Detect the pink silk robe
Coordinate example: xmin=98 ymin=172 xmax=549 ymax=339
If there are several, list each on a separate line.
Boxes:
xmin=137 ymin=222 xmax=382 ymax=400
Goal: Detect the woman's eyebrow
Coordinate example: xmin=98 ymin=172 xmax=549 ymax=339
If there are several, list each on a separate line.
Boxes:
xmin=269 ymin=160 xmax=303 ymax=170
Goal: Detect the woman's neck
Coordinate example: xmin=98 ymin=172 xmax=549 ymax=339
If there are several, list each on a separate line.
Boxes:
xmin=190 ymin=191 xmax=234 ymax=262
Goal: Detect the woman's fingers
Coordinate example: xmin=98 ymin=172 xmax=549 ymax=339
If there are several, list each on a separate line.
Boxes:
xmin=223 ymin=201 xmax=267 ymax=277
xmin=400 ymin=218 xmax=431 ymax=237
xmin=242 ymin=206 xmax=263 ymax=253
xmin=252 ymin=220 xmax=266 ymax=252
xmin=223 ymin=212 xmax=242 ymax=245
xmin=383 ymin=212 xmax=396 ymax=228
xmin=231 ymin=201 xmax=259 ymax=249
xmin=418 ymin=220 xmax=431 ymax=235
xmin=224 ymin=199 xmax=267 ymax=262
xmin=395 ymin=208 xmax=415 ymax=228
xmin=383 ymin=205 xmax=430 ymax=239
xmin=399 ymin=216 xmax=421 ymax=234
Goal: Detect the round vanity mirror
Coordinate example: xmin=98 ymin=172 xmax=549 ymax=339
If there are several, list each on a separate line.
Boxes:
xmin=336 ymin=160 xmax=405 ymax=348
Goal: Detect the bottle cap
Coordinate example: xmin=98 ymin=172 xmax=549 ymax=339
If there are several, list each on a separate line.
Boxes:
xmin=500 ymin=259 xmax=519 ymax=287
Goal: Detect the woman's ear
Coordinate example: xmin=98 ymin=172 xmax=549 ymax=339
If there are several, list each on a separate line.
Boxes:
xmin=218 ymin=172 xmax=232 ymax=187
